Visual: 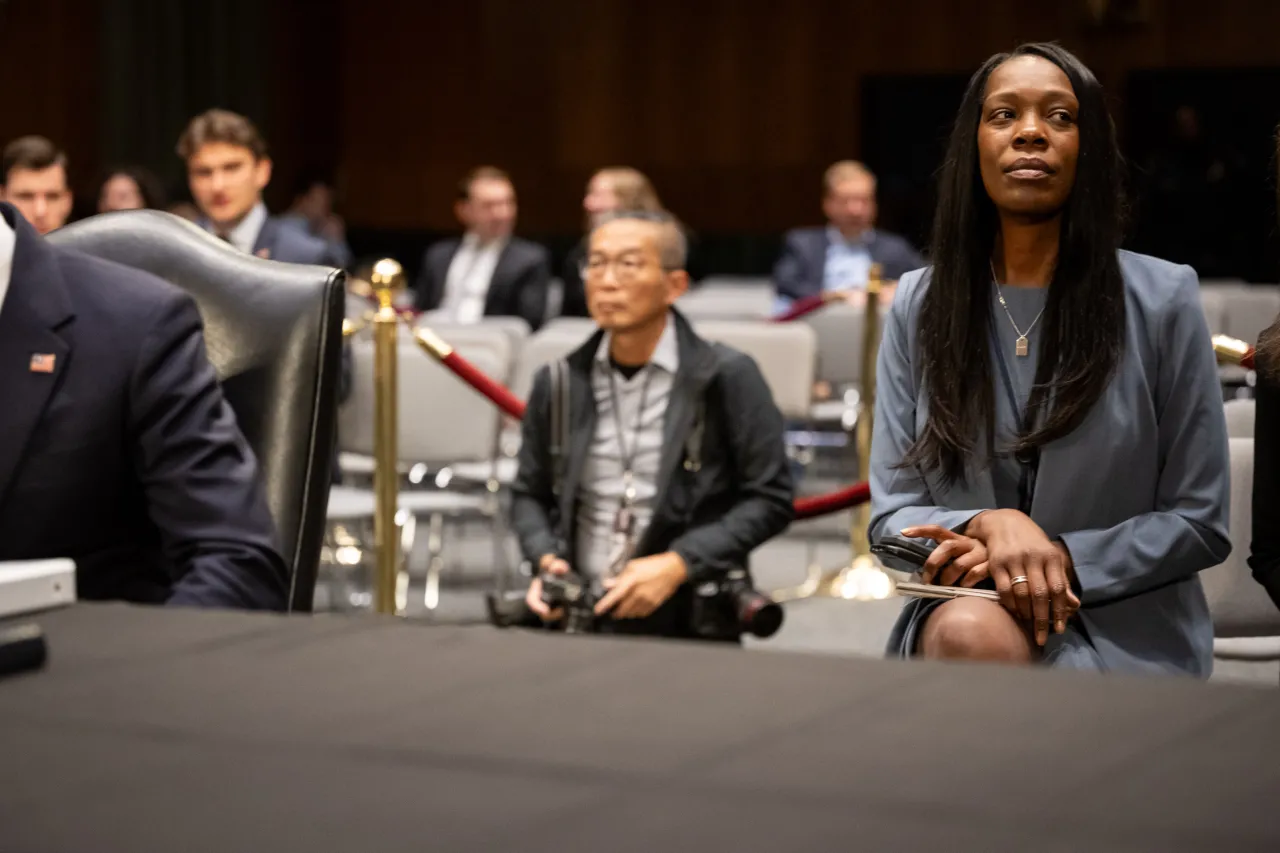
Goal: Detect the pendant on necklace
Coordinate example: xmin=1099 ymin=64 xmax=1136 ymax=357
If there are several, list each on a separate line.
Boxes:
xmin=1015 ymin=336 xmax=1029 ymax=357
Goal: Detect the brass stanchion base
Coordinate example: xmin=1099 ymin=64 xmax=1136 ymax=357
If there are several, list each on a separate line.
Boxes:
xmin=771 ymin=553 xmax=896 ymax=603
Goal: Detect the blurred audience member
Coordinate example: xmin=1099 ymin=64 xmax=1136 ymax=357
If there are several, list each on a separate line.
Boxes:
xmin=280 ymin=168 xmax=352 ymax=268
xmin=96 ymin=166 xmax=166 ymax=213
xmin=0 ymin=135 xmax=73 ymax=235
xmin=560 ymin=167 xmax=664 ymax=317
xmin=167 ymin=201 xmax=202 ymax=222
xmin=414 ymin=166 xmax=550 ymax=330
xmin=177 ymin=109 xmax=337 ymax=265
xmin=772 ymin=160 xmax=924 ymax=313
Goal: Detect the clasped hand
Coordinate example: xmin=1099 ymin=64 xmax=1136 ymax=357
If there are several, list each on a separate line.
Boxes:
xmin=902 ymin=509 xmax=1080 ymax=647
xmin=526 ymin=552 xmax=688 ymax=623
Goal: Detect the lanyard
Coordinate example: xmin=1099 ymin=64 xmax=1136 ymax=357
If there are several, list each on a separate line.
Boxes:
xmin=606 ymin=365 xmax=654 ymax=503
xmin=988 ymin=305 xmax=1039 ymax=515
xmin=604 ymin=365 xmax=654 ymax=577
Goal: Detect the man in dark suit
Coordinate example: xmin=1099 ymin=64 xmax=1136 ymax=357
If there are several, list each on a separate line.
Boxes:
xmin=179 ymin=109 xmax=339 ymax=267
xmin=772 ymin=160 xmax=924 ymax=312
xmin=414 ymin=166 xmax=550 ymax=330
xmin=0 ymin=202 xmax=288 ymax=609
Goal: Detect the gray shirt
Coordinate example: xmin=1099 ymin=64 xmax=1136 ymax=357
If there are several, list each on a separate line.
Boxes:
xmin=989 ymin=284 xmax=1048 ymax=510
xmin=575 ymin=316 xmax=679 ymax=583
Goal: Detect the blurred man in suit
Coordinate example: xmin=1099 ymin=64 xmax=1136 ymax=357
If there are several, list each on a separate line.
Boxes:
xmin=0 ymin=136 xmax=73 ymax=236
xmin=414 ymin=166 xmax=550 ymax=329
xmin=0 ymin=202 xmax=288 ymax=609
xmin=772 ymin=160 xmax=924 ymax=312
xmin=178 ymin=109 xmax=336 ymax=266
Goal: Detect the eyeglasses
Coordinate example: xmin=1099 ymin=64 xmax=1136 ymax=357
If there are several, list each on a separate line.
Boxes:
xmin=579 ymin=255 xmax=662 ymax=282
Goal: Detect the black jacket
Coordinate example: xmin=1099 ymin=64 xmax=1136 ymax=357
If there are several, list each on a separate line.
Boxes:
xmin=510 ymin=310 xmax=794 ymax=632
xmin=414 ymin=236 xmax=551 ymax=329
xmin=0 ymin=203 xmax=288 ymax=610
xmin=1251 ymin=339 xmax=1280 ymax=609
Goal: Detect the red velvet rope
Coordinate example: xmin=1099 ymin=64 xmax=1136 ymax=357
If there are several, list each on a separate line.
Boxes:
xmin=793 ymin=482 xmax=871 ymax=520
xmin=770 ymin=294 xmax=831 ymax=323
xmin=440 ymin=351 xmax=527 ymax=420
xmin=425 ymin=344 xmax=872 ymax=518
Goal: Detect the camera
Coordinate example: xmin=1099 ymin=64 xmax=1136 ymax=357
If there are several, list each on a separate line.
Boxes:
xmin=539 ymin=572 xmax=600 ymax=634
xmin=692 ymin=571 xmax=785 ymax=640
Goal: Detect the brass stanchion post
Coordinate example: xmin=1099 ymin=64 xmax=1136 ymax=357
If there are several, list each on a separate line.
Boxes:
xmin=773 ymin=263 xmax=892 ymax=602
xmin=370 ymin=259 xmax=405 ymax=615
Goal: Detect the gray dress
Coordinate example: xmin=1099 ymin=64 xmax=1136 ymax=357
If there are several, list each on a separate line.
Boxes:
xmin=872 ymin=252 xmax=1232 ymax=676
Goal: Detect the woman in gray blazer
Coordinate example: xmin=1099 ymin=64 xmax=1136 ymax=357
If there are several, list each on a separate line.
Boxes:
xmin=869 ymin=43 xmax=1231 ymax=677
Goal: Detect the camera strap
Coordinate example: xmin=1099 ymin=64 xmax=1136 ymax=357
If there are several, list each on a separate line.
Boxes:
xmin=548 ymin=358 xmax=570 ymax=497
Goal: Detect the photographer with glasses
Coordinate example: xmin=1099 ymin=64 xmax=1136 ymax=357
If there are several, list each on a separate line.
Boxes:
xmin=511 ymin=211 xmax=794 ymax=641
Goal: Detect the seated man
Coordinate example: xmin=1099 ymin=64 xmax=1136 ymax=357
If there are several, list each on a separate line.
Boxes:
xmin=0 ymin=136 xmax=74 ymax=236
xmin=0 ymin=202 xmax=288 ymax=609
xmin=178 ymin=109 xmax=339 ymax=266
xmin=772 ymin=160 xmax=924 ymax=313
xmin=512 ymin=211 xmax=794 ymax=640
xmin=414 ymin=167 xmax=550 ymax=330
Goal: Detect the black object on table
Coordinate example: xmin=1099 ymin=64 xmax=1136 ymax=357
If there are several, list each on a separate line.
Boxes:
xmin=0 ymin=603 xmax=1277 ymax=853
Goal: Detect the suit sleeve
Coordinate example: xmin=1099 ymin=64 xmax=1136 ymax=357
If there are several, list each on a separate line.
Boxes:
xmin=868 ymin=272 xmax=988 ymax=569
xmin=1250 ymin=347 xmax=1280 ymax=609
xmin=128 ymin=293 xmax=289 ymax=610
xmin=667 ymin=355 xmax=795 ymax=583
xmin=512 ymin=247 xmax=551 ymax=330
xmin=510 ymin=366 xmax=561 ymax=564
xmin=1059 ymin=265 xmax=1232 ymax=604
xmin=772 ymin=231 xmax=815 ymax=306
xmin=414 ymin=246 xmax=440 ymax=311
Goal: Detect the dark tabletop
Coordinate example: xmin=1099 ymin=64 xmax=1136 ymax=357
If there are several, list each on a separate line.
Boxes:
xmin=0 ymin=604 xmax=1277 ymax=853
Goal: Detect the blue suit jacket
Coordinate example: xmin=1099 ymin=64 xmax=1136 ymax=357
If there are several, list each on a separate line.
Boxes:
xmin=255 ymin=216 xmax=339 ymax=267
xmin=772 ymin=226 xmax=925 ymax=302
xmin=870 ymin=251 xmax=1232 ymax=676
xmin=0 ymin=204 xmax=288 ymax=610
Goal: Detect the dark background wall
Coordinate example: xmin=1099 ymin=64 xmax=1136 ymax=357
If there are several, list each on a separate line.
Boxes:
xmin=3 ymin=0 xmax=1279 ymax=274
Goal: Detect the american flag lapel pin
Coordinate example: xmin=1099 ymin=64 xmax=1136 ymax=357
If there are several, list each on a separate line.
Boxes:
xmin=29 ymin=353 xmax=56 ymax=373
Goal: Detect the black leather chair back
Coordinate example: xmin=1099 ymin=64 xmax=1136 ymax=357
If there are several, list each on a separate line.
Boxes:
xmin=49 ymin=211 xmax=344 ymax=611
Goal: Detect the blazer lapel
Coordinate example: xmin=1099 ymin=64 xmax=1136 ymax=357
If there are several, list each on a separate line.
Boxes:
xmin=484 ymin=241 xmax=519 ymax=316
xmin=252 ymin=216 xmax=277 ymax=259
xmin=0 ymin=207 xmax=74 ymax=508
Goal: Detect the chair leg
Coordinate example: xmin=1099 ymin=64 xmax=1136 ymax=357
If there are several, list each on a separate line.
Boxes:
xmin=424 ymin=512 xmax=446 ymax=610
xmin=395 ymin=510 xmax=417 ymax=614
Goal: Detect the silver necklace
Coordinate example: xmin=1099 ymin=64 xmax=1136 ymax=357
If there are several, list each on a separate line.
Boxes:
xmin=989 ymin=261 xmax=1046 ymax=357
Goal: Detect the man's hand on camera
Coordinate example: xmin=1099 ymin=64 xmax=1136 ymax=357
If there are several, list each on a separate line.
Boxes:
xmin=525 ymin=554 xmax=570 ymax=622
xmin=594 ymin=552 xmax=688 ymax=619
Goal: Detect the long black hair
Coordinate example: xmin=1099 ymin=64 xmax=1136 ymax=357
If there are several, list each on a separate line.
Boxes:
xmin=902 ymin=42 xmax=1127 ymax=486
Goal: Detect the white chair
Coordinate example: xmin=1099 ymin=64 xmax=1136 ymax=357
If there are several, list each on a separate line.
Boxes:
xmin=330 ymin=329 xmax=511 ymax=611
xmin=1198 ymin=287 xmax=1227 ymax=337
xmin=693 ymin=320 xmax=816 ymax=420
xmin=677 ymin=279 xmax=774 ymax=320
xmin=1200 ymin=437 xmax=1280 ymax=680
xmin=511 ymin=319 xmax=596 ymax=400
xmin=1220 ymin=285 xmax=1280 ymax=350
xmin=1225 ymin=398 xmax=1256 ymax=439
xmin=338 ymin=324 xmax=517 ymax=478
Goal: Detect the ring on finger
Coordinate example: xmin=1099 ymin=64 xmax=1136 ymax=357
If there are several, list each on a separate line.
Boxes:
xmin=1010 ymin=575 xmax=1030 ymax=586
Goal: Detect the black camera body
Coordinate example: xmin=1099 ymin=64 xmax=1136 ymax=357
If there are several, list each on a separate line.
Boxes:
xmin=539 ymin=572 xmax=600 ymax=634
xmin=691 ymin=570 xmax=785 ymax=640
